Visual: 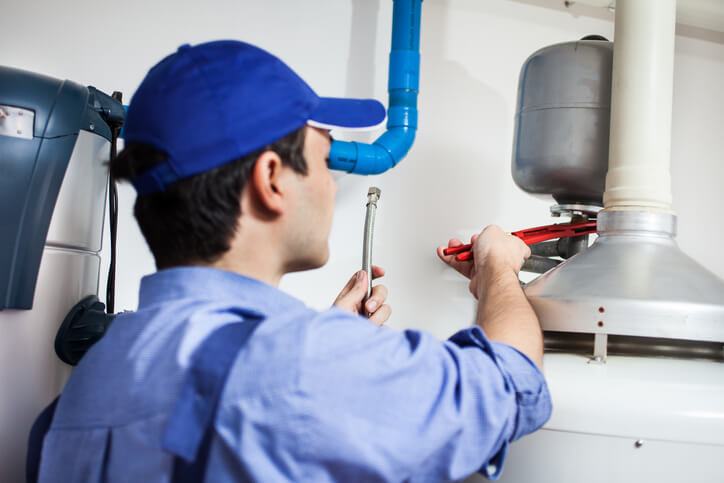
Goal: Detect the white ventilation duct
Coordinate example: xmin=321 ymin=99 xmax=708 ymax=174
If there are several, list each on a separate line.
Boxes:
xmin=604 ymin=0 xmax=676 ymax=211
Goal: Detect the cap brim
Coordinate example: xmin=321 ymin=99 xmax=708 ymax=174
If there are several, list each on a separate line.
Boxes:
xmin=307 ymin=97 xmax=386 ymax=131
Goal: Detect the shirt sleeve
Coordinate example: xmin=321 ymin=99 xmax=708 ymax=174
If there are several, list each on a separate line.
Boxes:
xmin=294 ymin=309 xmax=552 ymax=482
xmin=448 ymin=326 xmax=553 ymax=479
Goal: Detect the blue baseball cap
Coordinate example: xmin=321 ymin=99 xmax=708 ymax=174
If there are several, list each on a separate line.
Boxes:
xmin=123 ymin=40 xmax=386 ymax=195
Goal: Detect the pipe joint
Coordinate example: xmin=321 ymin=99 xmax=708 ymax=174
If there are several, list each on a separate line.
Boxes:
xmin=387 ymin=105 xmax=417 ymax=129
xmin=388 ymin=51 xmax=420 ymax=91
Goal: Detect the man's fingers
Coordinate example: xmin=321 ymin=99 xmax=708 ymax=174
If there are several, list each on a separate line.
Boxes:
xmin=333 ymin=270 xmax=368 ymax=311
xmin=344 ymin=270 xmax=369 ymax=312
xmin=371 ymin=265 xmax=386 ymax=280
xmin=437 ymin=238 xmax=477 ymax=281
xmin=437 ymin=244 xmax=458 ymax=262
xmin=522 ymin=242 xmax=532 ymax=260
xmin=340 ymin=272 xmax=359 ymax=295
xmin=449 ymin=238 xmax=464 ymax=248
xmin=365 ymin=284 xmax=388 ymax=313
xmin=345 ymin=271 xmax=368 ymax=304
xmin=331 ymin=271 xmax=390 ymax=325
xmin=334 ymin=271 xmax=361 ymax=301
xmin=368 ymin=303 xmax=392 ymax=327
xmin=332 ymin=269 xmax=391 ymax=321
xmin=437 ymin=238 xmax=464 ymax=260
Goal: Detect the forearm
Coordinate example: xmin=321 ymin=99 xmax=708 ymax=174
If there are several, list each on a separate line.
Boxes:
xmin=474 ymin=259 xmax=544 ymax=368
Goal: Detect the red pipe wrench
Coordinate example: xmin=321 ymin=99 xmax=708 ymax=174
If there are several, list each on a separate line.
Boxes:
xmin=443 ymin=221 xmax=597 ymax=262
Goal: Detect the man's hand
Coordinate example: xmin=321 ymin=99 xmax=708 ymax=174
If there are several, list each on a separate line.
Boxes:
xmin=437 ymin=236 xmax=477 ymax=279
xmin=333 ymin=266 xmax=391 ymax=327
xmin=437 ymin=226 xmax=530 ymax=299
xmin=438 ymin=225 xmax=542 ymax=368
xmin=470 ymin=225 xmax=530 ymax=298
xmin=437 ymin=236 xmax=479 ymax=298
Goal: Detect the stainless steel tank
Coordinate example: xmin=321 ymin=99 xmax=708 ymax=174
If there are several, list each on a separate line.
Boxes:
xmin=512 ymin=36 xmax=613 ymax=206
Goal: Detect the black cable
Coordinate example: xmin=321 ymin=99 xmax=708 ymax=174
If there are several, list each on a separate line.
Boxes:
xmin=107 ymin=134 xmax=118 ymax=314
xmin=106 ymin=91 xmax=123 ymax=314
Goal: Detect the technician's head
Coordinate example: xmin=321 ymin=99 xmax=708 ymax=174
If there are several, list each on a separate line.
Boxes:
xmin=111 ymin=40 xmax=384 ymax=271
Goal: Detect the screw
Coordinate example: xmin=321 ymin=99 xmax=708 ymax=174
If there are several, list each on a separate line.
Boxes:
xmin=634 ymin=440 xmax=644 ymax=448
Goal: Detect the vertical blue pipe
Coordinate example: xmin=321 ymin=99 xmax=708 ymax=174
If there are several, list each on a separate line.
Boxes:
xmin=328 ymin=0 xmax=422 ymax=175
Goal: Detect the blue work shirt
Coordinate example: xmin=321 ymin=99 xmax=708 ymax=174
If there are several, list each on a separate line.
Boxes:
xmin=39 ymin=267 xmax=551 ymax=482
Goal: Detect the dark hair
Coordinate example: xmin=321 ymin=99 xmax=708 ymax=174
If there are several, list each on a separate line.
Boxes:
xmin=110 ymin=127 xmax=307 ymax=269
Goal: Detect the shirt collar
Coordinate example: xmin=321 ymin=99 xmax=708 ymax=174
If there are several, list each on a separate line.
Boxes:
xmin=138 ymin=266 xmax=305 ymax=316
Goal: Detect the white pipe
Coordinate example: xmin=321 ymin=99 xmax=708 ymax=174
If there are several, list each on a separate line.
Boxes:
xmin=603 ymin=0 xmax=677 ymax=212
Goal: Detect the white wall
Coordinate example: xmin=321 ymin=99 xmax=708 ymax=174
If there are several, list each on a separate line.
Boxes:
xmin=3 ymin=0 xmax=723 ymax=342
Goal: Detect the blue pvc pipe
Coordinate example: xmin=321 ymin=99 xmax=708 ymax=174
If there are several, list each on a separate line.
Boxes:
xmin=328 ymin=0 xmax=422 ymax=175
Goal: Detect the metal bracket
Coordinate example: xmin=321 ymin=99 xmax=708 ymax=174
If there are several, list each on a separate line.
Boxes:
xmin=589 ymin=333 xmax=608 ymax=364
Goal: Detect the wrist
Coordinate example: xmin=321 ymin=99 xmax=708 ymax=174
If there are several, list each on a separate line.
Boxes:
xmin=475 ymin=255 xmax=519 ymax=299
xmin=475 ymin=252 xmax=515 ymax=277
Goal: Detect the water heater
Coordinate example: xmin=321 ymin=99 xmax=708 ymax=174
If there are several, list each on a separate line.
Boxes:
xmin=0 ymin=65 xmax=123 ymax=482
xmin=484 ymin=3 xmax=724 ymax=480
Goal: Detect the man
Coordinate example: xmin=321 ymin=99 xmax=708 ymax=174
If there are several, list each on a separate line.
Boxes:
xmin=36 ymin=40 xmax=550 ymax=482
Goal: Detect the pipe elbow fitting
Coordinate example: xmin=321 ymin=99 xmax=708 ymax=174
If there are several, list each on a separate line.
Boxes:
xmin=328 ymin=126 xmax=416 ymax=175
xmin=327 ymin=140 xmax=391 ymax=175
xmin=371 ymin=127 xmax=416 ymax=171
xmin=358 ymin=126 xmax=417 ymax=175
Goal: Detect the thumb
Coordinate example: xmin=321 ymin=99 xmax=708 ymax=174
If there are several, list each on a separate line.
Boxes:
xmin=347 ymin=270 xmax=369 ymax=301
xmin=334 ymin=270 xmax=368 ymax=312
xmin=336 ymin=270 xmax=360 ymax=299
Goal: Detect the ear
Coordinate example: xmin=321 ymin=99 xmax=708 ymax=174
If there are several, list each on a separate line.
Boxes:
xmin=248 ymin=150 xmax=287 ymax=215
